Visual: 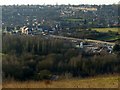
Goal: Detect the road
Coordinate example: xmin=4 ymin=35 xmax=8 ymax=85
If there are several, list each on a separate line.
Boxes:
xmin=49 ymin=35 xmax=115 ymax=46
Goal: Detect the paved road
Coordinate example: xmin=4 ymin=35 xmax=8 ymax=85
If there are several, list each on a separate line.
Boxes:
xmin=49 ymin=35 xmax=115 ymax=46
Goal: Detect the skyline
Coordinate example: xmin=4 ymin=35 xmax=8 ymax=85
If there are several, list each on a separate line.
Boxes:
xmin=0 ymin=0 xmax=119 ymax=5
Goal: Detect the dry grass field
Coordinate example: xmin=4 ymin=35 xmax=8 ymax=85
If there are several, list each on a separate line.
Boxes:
xmin=2 ymin=75 xmax=120 ymax=88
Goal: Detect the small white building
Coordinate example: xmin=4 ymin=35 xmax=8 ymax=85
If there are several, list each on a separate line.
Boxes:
xmin=21 ymin=26 xmax=29 ymax=35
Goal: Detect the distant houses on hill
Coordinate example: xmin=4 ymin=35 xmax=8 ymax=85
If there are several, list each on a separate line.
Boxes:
xmin=3 ymin=25 xmax=58 ymax=35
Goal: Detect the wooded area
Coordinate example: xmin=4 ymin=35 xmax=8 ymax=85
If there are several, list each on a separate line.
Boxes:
xmin=2 ymin=35 xmax=120 ymax=81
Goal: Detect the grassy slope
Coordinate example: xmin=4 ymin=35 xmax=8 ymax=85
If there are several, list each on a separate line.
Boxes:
xmin=3 ymin=75 xmax=119 ymax=88
xmin=92 ymin=28 xmax=120 ymax=40
xmin=92 ymin=28 xmax=119 ymax=33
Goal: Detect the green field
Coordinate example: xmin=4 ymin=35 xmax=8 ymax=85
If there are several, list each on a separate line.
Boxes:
xmin=92 ymin=28 xmax=120 ymax=34
xmin=92 ymin=28 xmax=120 ymax=41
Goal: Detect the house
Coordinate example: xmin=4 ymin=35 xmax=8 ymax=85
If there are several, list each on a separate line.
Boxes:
xmin=21 ymin=26 xmax=32 ymax=35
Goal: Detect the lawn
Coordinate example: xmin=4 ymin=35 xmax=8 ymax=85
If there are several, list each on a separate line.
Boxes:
xmin=3 ymin=75 xmax=119 ymax=88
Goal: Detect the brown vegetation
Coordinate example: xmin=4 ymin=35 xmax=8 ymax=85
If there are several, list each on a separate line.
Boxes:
xmin=2 ymin=75 xmax=119 ymax=88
